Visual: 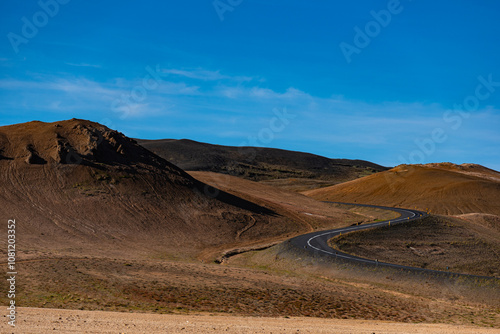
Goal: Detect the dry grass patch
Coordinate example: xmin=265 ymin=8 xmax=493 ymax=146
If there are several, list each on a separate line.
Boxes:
xmin=329 ymin=215 xmax=500 ymax=277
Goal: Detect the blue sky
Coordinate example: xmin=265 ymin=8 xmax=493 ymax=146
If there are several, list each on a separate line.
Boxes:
xmin=1 ymin=0 xmax=499 ymax=170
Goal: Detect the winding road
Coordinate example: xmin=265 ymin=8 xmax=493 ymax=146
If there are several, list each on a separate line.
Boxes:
xmin=288 ymin=202 xmax=490 ymax=277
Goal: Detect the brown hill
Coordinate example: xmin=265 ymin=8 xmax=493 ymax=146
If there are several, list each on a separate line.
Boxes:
xmin=0 ymin=119 xmax=316 ymax=259
xmin=1 ymin=122 xmax=498 ymax=325
xmin=303 ymin=163 xmax=500 ymax=216
xmin=187 ymin=171 xmax=364 ymax=260
xmin=137 ymin=138 xmax=387 ymax=191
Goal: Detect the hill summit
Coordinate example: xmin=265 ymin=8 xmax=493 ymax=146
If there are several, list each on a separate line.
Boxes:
xmin=0 ymin=119 xmax=303 ymax=259
xmin=304 ymin=163 xmax=500 ymax=216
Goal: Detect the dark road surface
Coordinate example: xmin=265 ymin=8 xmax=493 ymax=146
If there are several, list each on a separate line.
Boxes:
xmin=288 ymin=202 xmax=496 ymax=279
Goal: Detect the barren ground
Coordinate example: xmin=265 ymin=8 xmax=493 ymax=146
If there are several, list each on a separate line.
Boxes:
xmin=1 ymin=121 xmax=499 ymax=332
xmin=3 ymin=307 xmax=499 ymax=334
xmin=138 ymin=138 xmax=386 ymax=190
xmin=329 ymin=215 xmax=500 ymax=277
xmin=304 ymin=163 xmax=500 ymax=216
xmin=1 ymin=251 xmax=499 ymax=330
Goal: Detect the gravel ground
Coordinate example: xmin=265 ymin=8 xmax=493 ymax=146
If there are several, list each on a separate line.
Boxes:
xmin=1 ymin=308 xmax=498 ymax=334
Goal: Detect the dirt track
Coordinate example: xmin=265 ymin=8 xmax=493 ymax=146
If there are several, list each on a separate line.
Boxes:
xmin=3 ymin=308 xmax=498 ymax=334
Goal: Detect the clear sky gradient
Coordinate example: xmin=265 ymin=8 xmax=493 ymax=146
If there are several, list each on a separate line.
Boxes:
xmin=1 ymin=0 xmax=499 ymax=170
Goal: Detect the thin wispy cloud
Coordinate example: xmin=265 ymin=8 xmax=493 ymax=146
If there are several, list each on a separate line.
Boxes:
xmin=1 ymin=1 xmax=498 ymax=170
xmin=0 ymin=77 xmax=118 ymax=97
xmin=0 ymin=70 xmax=498 ymax=169
xmin=1 ymin=73 xmax=497 ymax=125
xmin=161 ymin=68 xmax=254 ymax=82
xmin=65 ymin=62 xmax=102 ymax=68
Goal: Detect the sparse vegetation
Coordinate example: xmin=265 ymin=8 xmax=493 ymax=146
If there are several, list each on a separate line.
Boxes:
xmin=2 ymin=257 xmax=497 ymax=326
xmin=328 ymin=215 xmax=500 ymax=277
xmin=1 ymin=119 xmax=498 ymax=331
xmin=138 ymin=138 xmax=387 ymax=191
xmin=95 ymin=173 xmax=111 ymax=181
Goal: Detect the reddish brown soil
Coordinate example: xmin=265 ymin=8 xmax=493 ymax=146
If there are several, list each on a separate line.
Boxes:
xmin=189 ymin=171 xmax=362 ymax=230
xmin=304 ymin=163 xmax=500 ymax=216
xmin=188 ymin=171 xmax=364 ymax=260
xmin=137 ymin=138 xmax=387 ymax=185
xmin=0 ymin=119 xmax=311 ymax=260
xmin=2 ymin=256 xmax=498 ymax=328
xmin=9 ymin=308 xmax=499 ymax=334
xmin=329 ymin=215 xmax=500 ymax=277
xmin=1 ymin=120 xmax=498 ymax=330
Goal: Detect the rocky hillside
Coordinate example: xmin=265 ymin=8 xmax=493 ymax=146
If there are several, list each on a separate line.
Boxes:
xmin=0 ymin=119 xmax=311 ymax=259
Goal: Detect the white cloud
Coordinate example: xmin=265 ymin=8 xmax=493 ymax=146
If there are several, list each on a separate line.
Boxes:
xmin=65 ymin=62 xmax=102 ymax=68
xmin=156 ymin=82 xmax=201 ymax=96
xmin=1 ymin=70 xmax=498 ymax=170
xmin=160 ymin=68 xmax=254 ymax=82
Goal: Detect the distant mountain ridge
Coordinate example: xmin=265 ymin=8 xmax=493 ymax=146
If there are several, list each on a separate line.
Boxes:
xmin=137 ymin=139 xmax=388 ymax=189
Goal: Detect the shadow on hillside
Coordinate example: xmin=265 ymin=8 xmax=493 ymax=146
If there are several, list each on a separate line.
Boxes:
xmin=194 ymin=180 xmax=278 ymax=216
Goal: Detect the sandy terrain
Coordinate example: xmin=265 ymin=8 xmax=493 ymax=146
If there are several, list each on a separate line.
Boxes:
xmin=329 ymin=215 xmax=500 ymax=277
xmin=3 ymin=308 xmax=498 ymax=334
xmin=189 ymin=171 xmax=364 ymax=229
xmin=304 ymin=163 xmax=500 ymax=216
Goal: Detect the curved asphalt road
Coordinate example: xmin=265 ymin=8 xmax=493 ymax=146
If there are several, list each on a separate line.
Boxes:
xmin=290 ymin=202 xmax=427 ymax=268
xmin=288 ymin=202 xmax=500 ymax=278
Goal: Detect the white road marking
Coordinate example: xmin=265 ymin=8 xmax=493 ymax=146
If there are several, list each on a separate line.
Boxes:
xmin=306 ymin=208 xmax=417 ymax=263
